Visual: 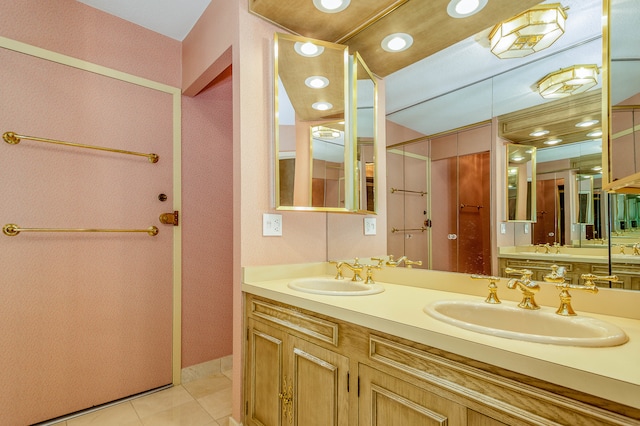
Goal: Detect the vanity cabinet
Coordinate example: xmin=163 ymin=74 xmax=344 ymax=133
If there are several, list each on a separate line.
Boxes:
xmin=244 ymin=294 xmax=639 ymax=426
xmin=245 ymin=300 xmax=350 ymax=426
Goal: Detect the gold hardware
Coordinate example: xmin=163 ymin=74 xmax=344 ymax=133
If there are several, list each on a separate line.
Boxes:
xmin=580 ymin=273 xmax=619 ymax=288
xmin=329 ymin=260 xmax=345 ymax=279
xmin=342 ymin=258 xmax=364 ymax=281
xmin=543 ymin=264 xmax=566 ymax=284
xmin=278 ymin=375 xmax=293 ymax=424
xmin=633 ymin=243 xmax=640 ymax=255
xmin=364 ymin=264 xmax=381 ymax=284
xmin=505 ymin=267 xmax=540 ymax=310
xmin=534 ymin=243 xmax=551 ymax=253
xmin=390 ymin=187 xmax=426 ymax=196
xmin=391 ymin=227 xmax=427 ymax=233
xmin=470 ymin=275 xmax=501 ymax=304
xmin=3 ymin=131 xmax=159 ymax=163
xmin=553 ymin=273 xmax=617 ymax=316
xmin=159 ymin=211 xmax=179 ymax=226
xmin=385 ymin=255 xmax=422 ymax=268
xmin=2 ymin=223 xmax=158 ymax=237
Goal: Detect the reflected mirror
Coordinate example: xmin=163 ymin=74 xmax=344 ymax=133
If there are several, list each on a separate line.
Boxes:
xmin=274 ymin=33 xmax=352 ymax=211
xmin=506 ymin=144 xmax=536 ymax=222
xmin=354 ymin=53 xmax=377 ymax=213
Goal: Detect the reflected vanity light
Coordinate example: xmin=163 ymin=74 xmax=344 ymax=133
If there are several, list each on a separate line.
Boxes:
xmin=544 ymin=138 xmax=562 ymax=145
xmin=381 ymin=33 xmax=414 ymax=52
xmin=313 ymin=0 xmax=350 ymax=13
xmin=537 ymin=64 xmax=599 ymax=99
xmin=511 ymin=155 xmax=524 ymax=162
xmin=489 ymin=3 xmax=567 ymax=59
xmin=592 ymin=166 xmax=603 ymax=172
xmin=312 ymin=101 xmax=333 ymax=111
xmin=587 ymin=129 xmax=603 ymax=137
xmin=576 ymin=119 xmax=599 ymax=128
xmin=294 ymin=41 xmax=325 ymax=57
xmin=305 ymin=76 xmax=329 ymax=89
xmin=312 ymin=125 xmax=341 ymax=139
xmin=530 ymin=130 xmax=549 ymax=137
xmin=447 ymin=0 xmax=488 ymax=18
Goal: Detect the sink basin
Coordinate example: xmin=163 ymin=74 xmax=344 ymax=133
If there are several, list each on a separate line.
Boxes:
xmin=424 ymin=300 xmax=628 ymax=347
xmin=288 ymin=277 xmax=384 ymax=296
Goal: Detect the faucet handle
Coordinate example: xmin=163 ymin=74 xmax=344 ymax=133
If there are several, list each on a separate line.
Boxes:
xmin=504 ymin=267 xmax=533 ymax=280
xmin=405 ymin=259 xmax=422 ymax=268
xmin=329 ymin=260 xmax=344 ymax=280
xmin=470 ymin=274 xmax=501 ymax=304
xmin=364 ymin=264 xmax=381 ymax=284
xmin=580 ymin=273 xmax=618 ymax=287
xmin=371 ymin=257 xmax=386 ymax=267
xmin=385 ymin=255 xmax=399 ymax=267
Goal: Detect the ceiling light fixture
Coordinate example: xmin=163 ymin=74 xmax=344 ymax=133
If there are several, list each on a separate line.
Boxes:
xmin=294 ymin=41 xmax=324 ymax=57
xmin=447 ymin=0 xmax=488 ymax=18
xmin=312 ymin=102 xmax=333 ymax=111
xmin=305 ymin=76 xmax=329 ymax=89
xmin=312 ymin=126 xmax=341 ymax=139
xmin=529 ymin=130 xmax=549 ymax=137
xmin=576 ymin=119 xmax=599 ymax=128
xmin=543 ymin=138 xmax=562 ymax=145
xmin=489 ymin=3 xmax=567 ymax=59
xmin=313 ymin=0 xmax=350 ymax=13
xmin=586 ymin=129 xmax=603 ymax=137
xmin=537 ymin=64 xmax=599 ymax=99
xmin=592 ymin=166 xmax=603 ymax=172
xmin=381 ymin=33 xmax=414 ymax=53
xmin=511 ymin=155 xmax=524 ymax=162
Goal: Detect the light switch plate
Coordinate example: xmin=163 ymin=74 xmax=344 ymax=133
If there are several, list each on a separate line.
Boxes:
xmin=524 ymin=223 xmax=529 ymax=234
xmin=364 ymin=217 xmax=376 ymax=235
xmin=500 ymin=223 xmax=506 ymax=234
xmin=263 ymin=213 xmax=282 ymax=236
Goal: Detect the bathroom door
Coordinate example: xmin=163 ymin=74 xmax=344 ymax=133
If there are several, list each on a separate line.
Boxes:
xmin=0 ymin=45 xmax=177 ymax=425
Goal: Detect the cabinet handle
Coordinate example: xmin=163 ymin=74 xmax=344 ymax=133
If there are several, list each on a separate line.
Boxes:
xmin=278 ymin=375 xmax=293 ymax=424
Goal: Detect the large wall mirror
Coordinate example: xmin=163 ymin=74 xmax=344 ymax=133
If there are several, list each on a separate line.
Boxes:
xmin=506 ymin=145 xmax=536 ymax=222
xmin=384 ymin=0 xmax=605 ymax=274
xmin=354 ymin=53 xmax=377 ymax=213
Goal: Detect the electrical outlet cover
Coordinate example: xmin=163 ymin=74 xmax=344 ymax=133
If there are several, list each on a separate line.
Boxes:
xmin=263 ymin=213 xmax=282 ymax=236
xmin=364 ymin=217 xmax=376 ymax=235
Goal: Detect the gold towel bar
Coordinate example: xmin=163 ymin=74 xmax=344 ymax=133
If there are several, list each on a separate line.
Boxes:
xmin=3 ymin=224 xmax=159 ymax=237
xmin=460 ymin=204 xmax=483 ymax=210
xmin=390 ymin=188 xmax=426 ymax=196
xmin=391 ymin=227 xmax=427 ymax=233
xmin=3 ymin=131 xmax=159 ymax=163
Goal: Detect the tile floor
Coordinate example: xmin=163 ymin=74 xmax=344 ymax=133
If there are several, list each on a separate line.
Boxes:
xmin=53 ymin=359 xmax=233 ymax=426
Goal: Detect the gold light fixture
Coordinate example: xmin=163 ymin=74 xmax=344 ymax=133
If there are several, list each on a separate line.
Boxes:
xmin=489 ymin=3 xmax=567 ymax=59
xmin=536 ymin=64 xmax=599 ymax=99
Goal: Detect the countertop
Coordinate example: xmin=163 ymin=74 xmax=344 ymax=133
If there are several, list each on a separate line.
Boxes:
xmin=242 ymin=262 xmax=640 ymax=410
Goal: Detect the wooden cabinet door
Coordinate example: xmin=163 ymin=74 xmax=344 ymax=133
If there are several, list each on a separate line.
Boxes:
xmin=246 ymin=319 xmax=286 ymax=426
xmin=358 ymin=364 xmax=466 ymax=426
xmin=468 ymin=410 xmax=508 ymax=426
xmin=288 ymin=335 xmax=350 ymax=426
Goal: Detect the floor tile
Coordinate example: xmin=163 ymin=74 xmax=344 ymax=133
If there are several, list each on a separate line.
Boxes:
xmin=183 ymin=374 xmax=231 ymax=399
xmin=198 ymin=387 xmax=232 ymax=420
xmin=66 ymin=402 xmax=142 ymax=426
xmin=139 ymin=400 xmax=214 ymax=426
xmin=131 ymin=386 xmax=194 ymax=419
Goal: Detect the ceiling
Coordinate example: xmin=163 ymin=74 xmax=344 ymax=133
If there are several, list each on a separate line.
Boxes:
xmin=77 ymin=0 xmax=617 ymax=169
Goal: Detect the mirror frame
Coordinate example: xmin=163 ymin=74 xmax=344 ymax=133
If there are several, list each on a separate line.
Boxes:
xmin=506 ymin=144 xmax=537 ymax=222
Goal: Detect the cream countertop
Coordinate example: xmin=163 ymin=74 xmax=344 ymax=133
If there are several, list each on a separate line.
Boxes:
xmin=499 ymin=245 xmax=640 ymax=264
xmin=242 ymin=262 xmax=640 ymax=411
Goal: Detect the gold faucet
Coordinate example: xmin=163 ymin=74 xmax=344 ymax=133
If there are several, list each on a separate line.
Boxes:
xmin=505 ymin=268 xmax=540 ymax=310
xmin=534 ymin=243 xmax=550 ymax=254
xmin=342 ymin=258 xmax=365 ymax=281
xmin=553 ymin=273 xmax=618 ymax=316
xmin=552 ymin=242 xmax=561 ymax=254
xmin=385 ymin=255 xmax=422 ymax=268
xmin=470 ymin=275 xmax=501 ymax=304
xmin=617 ymin=244 xmax=626 ymax=255
xmin=633 ymin=243 xmax=640 ymax=255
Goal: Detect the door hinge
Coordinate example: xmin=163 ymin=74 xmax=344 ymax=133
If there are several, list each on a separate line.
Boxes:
xmin=159 ymin=210 xmax=179 ymax=226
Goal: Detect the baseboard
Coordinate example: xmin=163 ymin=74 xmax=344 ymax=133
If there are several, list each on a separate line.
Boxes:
xmin=180 ymin=354 xmax=232 ymax=383
xmin=228 ymin=416 xmax=242 ymax=426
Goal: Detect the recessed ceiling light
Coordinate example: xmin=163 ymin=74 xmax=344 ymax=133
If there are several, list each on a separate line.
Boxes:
xmin=576 ymin=119 xmax=599 ymax=128
xmin=511 ymin=155 xmax=524 ymax=162
xmin=381 ymin=33 xmax=414 ymax=52
xmin=529 ymin=130 xmax=549 ymax=137
xmin=592 ymin=166 xmax=603 ymax=171
xmin=294 ymin=41 xmax=324 ymax=57
xmin=447 ymin=0 xmax=488 ymax=18
xmin=313 ymin=0 xmax=350 ymax=13
xmin=587 ymin=129 xmax=603 ymax=138
xmin=312 ymin=102 xmax=333 ymax=111
xmin=544 ymin=138 xmax=563 ymax=145
xmin=305 ymin=76 xmax=329 ymax=89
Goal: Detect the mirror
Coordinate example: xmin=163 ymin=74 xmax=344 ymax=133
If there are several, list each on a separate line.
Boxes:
xmin=506 ymin=144 xmax=536 ymax=222
xmin=606 ymin=0 xmax=640 ymax=187
xmin=354 ymin=53 xmax=377 ymax=213
xmin=274 ymin=33 xmax=353 ymax=211
xmin=385 ymin=0 xmax=606 ymax=273
xmin=576 ymin=174 xmax=594 ymax=224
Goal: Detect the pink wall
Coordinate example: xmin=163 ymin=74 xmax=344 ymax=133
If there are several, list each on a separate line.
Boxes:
xmin=181 ymin=69 xmax=234 ymax=366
